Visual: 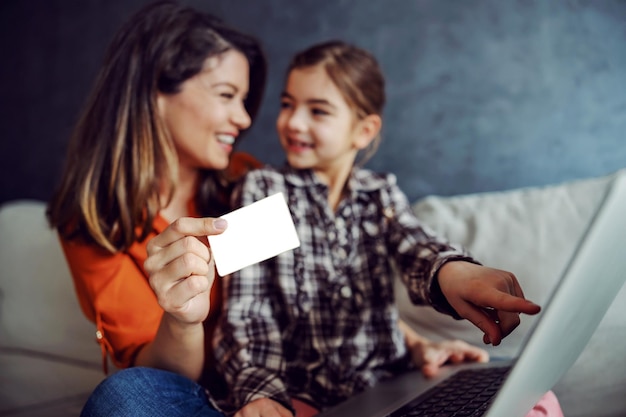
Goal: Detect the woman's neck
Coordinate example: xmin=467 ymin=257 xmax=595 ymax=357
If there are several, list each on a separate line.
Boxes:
xmin=160 ymin=164 xmax=198 ymax=223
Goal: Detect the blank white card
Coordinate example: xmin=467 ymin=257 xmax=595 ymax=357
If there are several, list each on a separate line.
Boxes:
xmin=208 ymin=192 xmax=300 ymax=276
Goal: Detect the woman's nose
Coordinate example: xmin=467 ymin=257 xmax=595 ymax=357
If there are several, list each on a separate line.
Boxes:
xmin=232 ymin=101 xmax=252 ymax=130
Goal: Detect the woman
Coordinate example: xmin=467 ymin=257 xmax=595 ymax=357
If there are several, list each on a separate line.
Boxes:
xmin=47 ymin=1 xmax=266 ymax=415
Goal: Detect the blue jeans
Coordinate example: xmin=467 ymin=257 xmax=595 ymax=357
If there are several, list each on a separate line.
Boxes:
xmin=81 ymin=367 xmax=224 ymax=417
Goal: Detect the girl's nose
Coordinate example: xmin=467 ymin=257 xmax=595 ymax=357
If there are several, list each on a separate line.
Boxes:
xmin=286 ymin=108 xmax=307 ymax=132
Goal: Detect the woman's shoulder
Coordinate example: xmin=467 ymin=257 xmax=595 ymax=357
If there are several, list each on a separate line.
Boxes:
xmin=225 ymin=152 xmax=264 ymax=181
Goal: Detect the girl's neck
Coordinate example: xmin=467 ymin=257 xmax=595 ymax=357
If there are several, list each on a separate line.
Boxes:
xmin=160 ymin=163 xmax=198 ymax=223
xmin=314 ymin=162 xmax=354 ymax=212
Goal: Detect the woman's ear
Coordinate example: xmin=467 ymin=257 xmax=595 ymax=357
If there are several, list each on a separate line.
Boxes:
xmin=353 ymin=114 xmax=382 ymax=150
xmin=156 ymin=93 xmax=166 ymax=118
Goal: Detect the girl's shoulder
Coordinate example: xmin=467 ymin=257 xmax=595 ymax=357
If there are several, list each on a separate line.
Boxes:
xmin=233 ymin=165 xmax=289 ymax=205
xmin=241 ymin=165 xmax=286 ymax=189
xmin=352 ymin=167 xmax=399 ymax=191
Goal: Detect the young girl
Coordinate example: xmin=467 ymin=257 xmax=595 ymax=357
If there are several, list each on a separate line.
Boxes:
xmin=214 ymin=41 xmax=562 ymax=417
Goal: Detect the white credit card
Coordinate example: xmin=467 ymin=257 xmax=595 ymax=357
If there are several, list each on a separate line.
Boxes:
xmin=208 ymin=192 xmax=300 ymax=276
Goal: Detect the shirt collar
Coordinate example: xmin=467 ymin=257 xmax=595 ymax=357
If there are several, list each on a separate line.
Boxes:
xmin=281 ymin=164 xmax=389 ymax=194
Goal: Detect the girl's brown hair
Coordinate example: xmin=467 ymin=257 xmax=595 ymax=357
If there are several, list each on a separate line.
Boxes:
xmin=287 ymin=40 xmax=385 ymax=164
xmin=47 ymin=0 xmax=266 ymax=253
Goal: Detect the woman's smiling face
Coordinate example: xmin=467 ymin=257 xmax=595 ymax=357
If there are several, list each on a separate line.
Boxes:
xmin=158 ymin=49 xmax=251 ymax=172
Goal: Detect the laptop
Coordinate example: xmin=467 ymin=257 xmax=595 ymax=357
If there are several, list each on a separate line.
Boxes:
xmin=317 ymin=172 xmax=626 ymax=417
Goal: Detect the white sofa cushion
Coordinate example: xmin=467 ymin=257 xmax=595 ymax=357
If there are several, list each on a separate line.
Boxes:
xmin=0 ymin=200 xmax=105 ymax=414
xmin=0 ymin=200 xmax=100 ymax=365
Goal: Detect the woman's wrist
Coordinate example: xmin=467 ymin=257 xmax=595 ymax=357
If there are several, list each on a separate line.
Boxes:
xmin=161 ymin=312 xmax=206 ymax=343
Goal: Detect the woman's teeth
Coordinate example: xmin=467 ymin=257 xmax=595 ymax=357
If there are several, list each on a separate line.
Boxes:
xmin=217 ymin=134 xmax=235 ymax=145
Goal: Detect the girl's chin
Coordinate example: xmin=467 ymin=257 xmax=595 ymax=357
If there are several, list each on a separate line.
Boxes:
xmin=287 ymin=161 xmax=311 ymax=170
xmin=286 ymin=154 xmax=312 ymax=169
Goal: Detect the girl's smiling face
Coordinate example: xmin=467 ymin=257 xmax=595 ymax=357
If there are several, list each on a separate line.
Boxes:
xmin=276 ymin=64 xmax=372 ymax=185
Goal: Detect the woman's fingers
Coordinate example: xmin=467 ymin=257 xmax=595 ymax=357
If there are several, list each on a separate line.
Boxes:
xmin=143 ymin=217 xmax=227 ymax=324
xmin=150 ymin=253 xmax=211 ymax=306
xmin=160 ymin=274 xmax=214 ymax=320
xmin=146 ymin=217 xmax=227 ymax=255
xmin=145 ymin=234 xmax=210 ymax=276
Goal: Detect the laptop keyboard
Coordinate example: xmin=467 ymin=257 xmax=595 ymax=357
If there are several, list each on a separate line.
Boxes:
xmin=386 ymin=366 xmax=511 ymax=417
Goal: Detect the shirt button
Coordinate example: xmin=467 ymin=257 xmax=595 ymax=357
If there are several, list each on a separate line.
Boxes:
xmin=95 ymin=330 xmax=103 ymax=340
xmin=340 ymin=286 xmax=352 ymax=298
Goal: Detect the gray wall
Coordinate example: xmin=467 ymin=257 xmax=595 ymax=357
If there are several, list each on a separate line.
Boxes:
xmin=1 ymin=0 xmax=625 ymax=205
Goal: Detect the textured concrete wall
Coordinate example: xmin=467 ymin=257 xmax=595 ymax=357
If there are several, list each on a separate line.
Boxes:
xmin=1 ymin=0 xmax=625 ymax=204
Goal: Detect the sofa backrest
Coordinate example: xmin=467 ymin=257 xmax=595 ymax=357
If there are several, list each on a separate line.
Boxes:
xmin=0 ymin=200 xmax=100 ymax=367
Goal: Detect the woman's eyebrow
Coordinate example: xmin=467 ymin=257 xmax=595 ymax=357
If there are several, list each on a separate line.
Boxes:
xmin=211 ymin=81 xmax=238 ymax=90
xmin=210 ymin=81 xmax=249 ymax=98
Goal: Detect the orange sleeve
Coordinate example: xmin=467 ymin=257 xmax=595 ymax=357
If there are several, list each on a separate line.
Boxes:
xmin=60 ymin=233 xmax=162 ymax=371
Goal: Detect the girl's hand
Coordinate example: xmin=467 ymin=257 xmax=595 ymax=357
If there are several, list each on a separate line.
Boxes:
xmin=410 ymin=339 xmax=489 ymax=378
xmin=144 ymin=217 xmax=227 ymax=325
xmin=234 ymin=398 xmax=293 ymax=417
xmin=437 ymin=261 xmax=541 ymax=346
xmin=398 ymin=319 xmax=489 ymax=378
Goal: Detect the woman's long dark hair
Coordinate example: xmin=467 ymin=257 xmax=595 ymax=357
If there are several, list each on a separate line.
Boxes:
xmin=47 ymin=0 xmax=266 ymax=253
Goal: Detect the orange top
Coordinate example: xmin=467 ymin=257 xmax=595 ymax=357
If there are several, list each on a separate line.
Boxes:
xmin=60 ymin=152 xmax=261 ymax=373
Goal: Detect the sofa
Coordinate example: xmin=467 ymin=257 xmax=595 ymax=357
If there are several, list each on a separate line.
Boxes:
xmin=1 ymin=169 xmax=625 ymax=417
xmin=0 ymin=202 xmax=105 ymax=416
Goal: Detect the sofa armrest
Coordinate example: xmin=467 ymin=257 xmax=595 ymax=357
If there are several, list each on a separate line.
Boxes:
xmin=0 ymin=200 xmax=100 ymax=365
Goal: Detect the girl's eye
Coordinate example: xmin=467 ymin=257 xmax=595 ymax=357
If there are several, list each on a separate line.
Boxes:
xmin=220 ymin=92 xmax=235 ymax=99
xmin=280 ymin=100 xmax=293 ymax=109
xmin=311 ymin=108 xmax=329 ymax=116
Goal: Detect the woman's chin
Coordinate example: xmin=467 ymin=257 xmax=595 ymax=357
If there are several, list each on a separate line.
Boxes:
xmin=206 ymin=155 xmax=230 ymax=171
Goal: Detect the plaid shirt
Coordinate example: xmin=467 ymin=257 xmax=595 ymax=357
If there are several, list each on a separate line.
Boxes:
xmin=213 ymin=165 xmax=473 ymax=413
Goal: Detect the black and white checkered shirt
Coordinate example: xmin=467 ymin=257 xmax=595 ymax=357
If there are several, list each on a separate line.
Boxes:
xmin=213 ymin=165 xmax=473 ymax=413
